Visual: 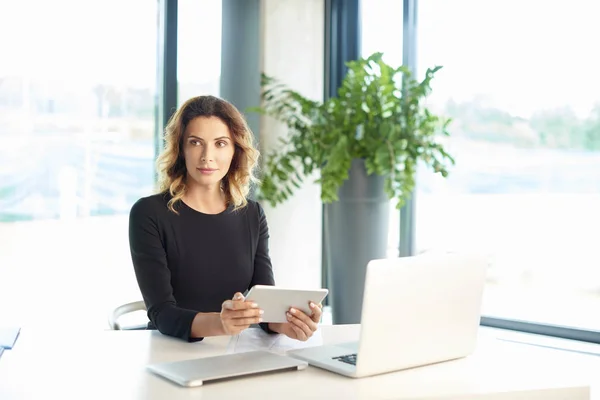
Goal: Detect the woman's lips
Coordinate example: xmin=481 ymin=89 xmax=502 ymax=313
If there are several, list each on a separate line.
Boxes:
xmin=197 ymin=168 xmax=217 ymax=175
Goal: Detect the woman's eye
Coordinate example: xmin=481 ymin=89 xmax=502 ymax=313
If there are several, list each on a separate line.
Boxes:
xmin=217 ymin=141 xmax=227 ymax=147
xmin=190 ymin=140 xmax=202 ymax=146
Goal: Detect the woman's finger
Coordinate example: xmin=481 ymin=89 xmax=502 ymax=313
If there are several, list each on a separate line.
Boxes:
xmin=228 ymin=308 xmax=263 ymax=319
xmin=309 ymin=302 xmax=323 ymax=323
xmin=289 ymin=321 xmax=308 ymax=341
xmin=222 ymin=299 xmax=258 ymax=311
xmin=233 ymin=292 xmax=245 ymax=301
xmin=232 ymin=316 xmax=263 ymax=326
xmin=287 ymin=311 xmax=314 ymax=337
xmin=290 ymin=308 xmax=318 ymax=331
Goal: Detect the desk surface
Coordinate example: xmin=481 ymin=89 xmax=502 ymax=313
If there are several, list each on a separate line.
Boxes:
xmin=0 ymin=325 xmax=597 ymax=400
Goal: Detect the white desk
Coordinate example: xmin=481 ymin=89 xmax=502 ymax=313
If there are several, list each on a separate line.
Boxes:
xmin=0 ymin=325 xmax=597 ymax=399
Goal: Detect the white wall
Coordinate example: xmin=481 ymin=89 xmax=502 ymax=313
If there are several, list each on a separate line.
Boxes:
xmin=258 ymin=0 xmax=324 ymax=289
xmin=0 ymin=216 xmax=140 ymax=329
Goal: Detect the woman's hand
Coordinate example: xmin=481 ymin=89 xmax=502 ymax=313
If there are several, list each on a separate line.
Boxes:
xmin=270 ymin=302 xmax=323 ymax=341
xmin=220 ymin=292 xmax=264 ymax=335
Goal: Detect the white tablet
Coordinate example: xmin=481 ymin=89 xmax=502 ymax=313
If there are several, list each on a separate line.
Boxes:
xmin=245 ymin=285 xmax=329 ymax=323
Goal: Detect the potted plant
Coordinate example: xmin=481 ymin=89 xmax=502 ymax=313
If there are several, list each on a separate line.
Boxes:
xmin=249 ymin=52 xmax=455 ymax=323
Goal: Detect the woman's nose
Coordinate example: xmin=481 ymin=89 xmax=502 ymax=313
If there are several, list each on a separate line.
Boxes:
xmin=201 ymin=147 xmax=213 ymax=162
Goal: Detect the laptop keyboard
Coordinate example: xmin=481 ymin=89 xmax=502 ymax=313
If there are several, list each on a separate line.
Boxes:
xmin=333 ymin=353 xmax=357 ymax=366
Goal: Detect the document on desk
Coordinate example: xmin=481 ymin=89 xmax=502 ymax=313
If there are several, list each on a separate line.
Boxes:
xmin=0 ymin=327 xmax=20 ymax=349
xmin=226 ymin=327 xmax=323 ymax=355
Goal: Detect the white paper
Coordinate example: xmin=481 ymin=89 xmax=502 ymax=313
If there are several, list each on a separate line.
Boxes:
xmin=226 ymin=327 xmax=323 ymax=355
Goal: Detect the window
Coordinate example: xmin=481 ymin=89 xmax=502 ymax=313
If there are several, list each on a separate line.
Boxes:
xmin=0 ymin=0 xmax=158 ymax=328
xmin=360 ymin=0 xmax=403 ymax=258
xmin=417 ymin=0 xmax=600 ymax=332
xmin=177 ymin=0 xmax=222 ymax=103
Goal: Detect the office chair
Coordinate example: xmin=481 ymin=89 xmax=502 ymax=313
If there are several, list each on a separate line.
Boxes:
xmin=108 ymin=300 xmax=148 ymax=330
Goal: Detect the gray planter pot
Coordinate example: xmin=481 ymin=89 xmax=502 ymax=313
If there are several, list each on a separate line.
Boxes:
xmin=324 ymin=159 xmax=390 ymax=324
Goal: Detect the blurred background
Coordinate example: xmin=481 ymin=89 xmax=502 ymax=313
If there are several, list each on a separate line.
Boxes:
xmin=1 ymin=0 xmax=599 ymax=336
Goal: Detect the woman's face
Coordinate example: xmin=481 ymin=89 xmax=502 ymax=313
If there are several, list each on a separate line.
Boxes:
xmin=182 ymin=116 xmax=235 ymax=189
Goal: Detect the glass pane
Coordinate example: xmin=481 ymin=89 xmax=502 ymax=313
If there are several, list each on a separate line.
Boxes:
xmin=417 ymin=0 xmax=600 ymax=331
xmin=178 ymin=0 xmax=222 ymax=103
xmin=0 ymin=0 xmax=158 ymax=328
xmin=360 ymin=0 xmax=403 ymax=258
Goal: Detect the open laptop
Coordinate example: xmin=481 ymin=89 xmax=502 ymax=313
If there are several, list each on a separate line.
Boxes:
xmin=287 ymin=252 xmax=488 ymax=378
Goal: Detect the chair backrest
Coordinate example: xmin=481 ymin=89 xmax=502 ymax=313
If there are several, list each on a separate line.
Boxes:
xmin=108 ymin=300 xmax=147 ymax=330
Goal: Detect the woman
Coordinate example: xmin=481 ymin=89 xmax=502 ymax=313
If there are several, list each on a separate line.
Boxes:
xmin=128 ymin=95 xmax=322 ymax=342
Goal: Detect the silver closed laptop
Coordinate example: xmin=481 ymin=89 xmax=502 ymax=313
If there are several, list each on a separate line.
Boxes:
xmin=147 ymin=350 xmax=307 ymax=387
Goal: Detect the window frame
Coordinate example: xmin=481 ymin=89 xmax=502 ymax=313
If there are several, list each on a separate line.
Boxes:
xmin=320 ymin=0 xmax=600 ymax=344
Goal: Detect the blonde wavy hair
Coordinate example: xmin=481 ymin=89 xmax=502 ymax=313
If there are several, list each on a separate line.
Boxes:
xmin=156 ymin=95 xmax=260 ymax=213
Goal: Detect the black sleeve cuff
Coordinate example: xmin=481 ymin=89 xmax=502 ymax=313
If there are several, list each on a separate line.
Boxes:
xmin=258 ymin=322 xmax=277 ymax=334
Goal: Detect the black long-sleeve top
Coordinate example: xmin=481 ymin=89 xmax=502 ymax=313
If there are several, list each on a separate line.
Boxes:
xmin=128 ymin=193 xmax=275 ymax=341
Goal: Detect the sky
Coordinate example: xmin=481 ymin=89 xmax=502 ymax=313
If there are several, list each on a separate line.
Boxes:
xmin=362 ymin=0 xmax=600 ymax=119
